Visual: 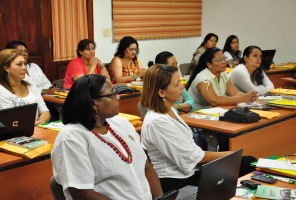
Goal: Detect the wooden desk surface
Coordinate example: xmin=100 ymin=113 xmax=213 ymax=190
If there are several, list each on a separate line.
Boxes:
xmin=233 ymin=172 xmax=296 ymax=199
xmin=43 ymin=92 xmax=142 ymax=117
xmin=0 ymin=127 xmax=58 ymax=169
xmin=181 ymin=107 xmax=296 ymax=136
xmin=282 ymin=77 xmax=296 ymax=84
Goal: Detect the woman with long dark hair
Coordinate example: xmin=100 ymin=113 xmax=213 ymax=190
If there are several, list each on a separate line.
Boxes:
xmin=187 ymin=48 xmax=257 ymax=109
xmin=223 ymin=35 xmax=242 ymax=68
xmin=190 ymin=33 xmax=218 ymax=71
xmin=109 ymin=36 xmax=146 ymax=83
xmin=229 ymin=46 xmax=274 ymax=95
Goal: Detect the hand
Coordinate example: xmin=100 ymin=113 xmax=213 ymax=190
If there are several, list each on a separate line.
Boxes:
xmin=44 ymin=87 xmax=60 ymax=95
xmin=244 ymin=91 xmax=258 ymax=102
xmin=136 ymin=68 xmax=147 ymax=78
xmin=89 ymin=57 xmax=98 ymax=69
xmin=35 ymin=119 xmax=45 ymax=126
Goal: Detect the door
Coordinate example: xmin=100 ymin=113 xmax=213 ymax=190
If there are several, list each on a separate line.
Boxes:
xmin=0 ymin=0 xmax=54 ymax=80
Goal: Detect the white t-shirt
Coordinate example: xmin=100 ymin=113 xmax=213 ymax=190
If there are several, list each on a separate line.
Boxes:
xmin=229 ymin=64 xmax=274 ymax=95
xmin=51 ymin=115 xmax=152 ymax=200
xmin=141 ymin=108 xmax=205 ymax=179
xmin=24 ymin=63 xmax=52 ymax=93
xmin=0 ymin=84 xmax=49 ymax=119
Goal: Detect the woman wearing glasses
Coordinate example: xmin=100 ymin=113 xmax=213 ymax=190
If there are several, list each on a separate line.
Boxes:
xmin=52 ymin=74 xmax=163 ymax=200
xmin=229 ymin=46 xmax=274 ymax=95
xmin=186 ymin=48 xmax=258 ymax=109
xmin=63 ymin=39 xmax=110 ymax=90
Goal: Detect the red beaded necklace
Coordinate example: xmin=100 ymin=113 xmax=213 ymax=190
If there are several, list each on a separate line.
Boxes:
xmin=92 ymin=123 xmax=133 ymax=164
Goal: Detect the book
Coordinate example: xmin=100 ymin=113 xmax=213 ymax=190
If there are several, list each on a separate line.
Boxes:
xmin=253 ymin=156 xmax=296 ymax=179
xmin=6 ymin=136 xmax=48 ymax=150
xmin=255 ymin=185 xmax=296 ymax=199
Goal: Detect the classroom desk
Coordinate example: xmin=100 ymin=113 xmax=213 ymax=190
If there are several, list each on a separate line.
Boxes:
xmin=265 ymin=68 xmax=296 ymax=88
xmin=282 ymin=77 xmax=296 ymax=87
xmin=181 ymin=106 xmax=296 ymax=158
xmin=0 ymin=127 xmax=57 ymax=200
xmin=43 ymin=92 xmax=142 ymax=117
xmin=233 ymin=171 xmax=296 ymax=199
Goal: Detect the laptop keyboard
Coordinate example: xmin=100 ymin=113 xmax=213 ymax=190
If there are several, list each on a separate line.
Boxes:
xmin=176 ymin=185 xmax=198 ymax=200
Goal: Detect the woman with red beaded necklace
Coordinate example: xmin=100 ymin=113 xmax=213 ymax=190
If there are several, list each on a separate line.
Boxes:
xmin=51 ymin=74 xmax=163 ymax=199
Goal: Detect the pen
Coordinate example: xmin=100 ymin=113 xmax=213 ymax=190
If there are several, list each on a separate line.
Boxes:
xmin=253 ymin=172 xmax=295 ymax=184
xmin=265 ymin=174 xmax=295 ymax=184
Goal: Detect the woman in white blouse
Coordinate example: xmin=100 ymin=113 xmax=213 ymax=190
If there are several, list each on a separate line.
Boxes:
xmin=230 ymin=46 xmax=274 ymax=95
xmin=140 ymin=64 xmax=230 ymax=193
xmin=0 ymin=49 xmax=50 ymax=125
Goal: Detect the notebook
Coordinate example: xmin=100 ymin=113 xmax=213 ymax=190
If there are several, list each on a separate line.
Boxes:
xmin=0 ymin=103 xmax=37 ymax=141
xmin=261 ymin=49 xmax=276 ymax=69
xmin=158 ymin=149 xmax=243 ymax=200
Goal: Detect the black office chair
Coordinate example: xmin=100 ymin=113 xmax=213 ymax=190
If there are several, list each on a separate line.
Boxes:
xmin=137 ymin=102 xmax=148 ymax=120
xmin=52 ymin=79 xmax=64 ymax=89
xmin=50 ymin=176 xmax=66 ymax=200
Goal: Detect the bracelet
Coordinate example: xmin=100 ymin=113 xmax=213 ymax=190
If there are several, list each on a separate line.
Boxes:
xmin=176 ymin=103 xmax=181 ymax=110
xmin=132 ymin=74 xmax=137 ymax=80
xmin=41 ymin=89 xmax=45 ymax=94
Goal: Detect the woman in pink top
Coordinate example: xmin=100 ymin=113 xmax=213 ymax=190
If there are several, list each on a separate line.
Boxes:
xmin=63 ymin=39 xmax=110 ymax=89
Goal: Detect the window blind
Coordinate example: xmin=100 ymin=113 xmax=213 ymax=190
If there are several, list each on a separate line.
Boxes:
xmin=112 ymin=0 xmax=202 ymax=42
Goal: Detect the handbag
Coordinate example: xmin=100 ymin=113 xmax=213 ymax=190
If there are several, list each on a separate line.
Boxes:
xmin=220 ymin=107 xmax=261 ymax=123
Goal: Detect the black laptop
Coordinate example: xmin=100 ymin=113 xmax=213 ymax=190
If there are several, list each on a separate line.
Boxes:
xmin=0 ymin=103 xmax=37 ymax=141
xmin=261 ymin=49 xmax=276 ymax=69
xmin=158 ymin=149 xmax=243 ymax=200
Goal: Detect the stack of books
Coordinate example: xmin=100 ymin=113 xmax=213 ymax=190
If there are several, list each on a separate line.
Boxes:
xmin=0 ymin=136 xmax=51 ymax=159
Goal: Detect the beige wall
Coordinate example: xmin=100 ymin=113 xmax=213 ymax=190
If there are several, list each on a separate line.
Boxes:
xmin=93 ymin=0 xmax=296 ymax=68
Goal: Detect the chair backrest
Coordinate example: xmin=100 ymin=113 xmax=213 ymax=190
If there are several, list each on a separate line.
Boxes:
xmin=137 ymin=102 xmax=148 ymax=120
xmin=179 ymin=63 xmax=191 ymax=77
xmin=52 ymin=79 xmax=64 ymax=89
xmin=50 ymin=176 xmax=66 ymax=200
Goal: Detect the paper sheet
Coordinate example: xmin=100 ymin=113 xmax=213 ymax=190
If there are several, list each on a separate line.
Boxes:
xmin=256 ymin=158 xmax=296 ymax=171
xmin=196 ymin=107 xmax=228 ymax=116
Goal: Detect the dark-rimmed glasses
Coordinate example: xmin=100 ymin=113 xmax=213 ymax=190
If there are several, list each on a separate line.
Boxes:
xmin=213 ymin=57 xmax=227 ymax=63
xmin=95 ymin=92 xmax=118 ymax=100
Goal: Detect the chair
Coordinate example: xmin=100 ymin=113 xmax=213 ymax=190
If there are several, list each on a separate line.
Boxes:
xmin=179 ymin=63 xmax=191 ymax=77
xmin=50 ymin=176 xmax=66 ymax=200
xmin=52 ymin=79 xmax=64 ymax=89
xmin=137 ymin=102 xmax=148 ymax=120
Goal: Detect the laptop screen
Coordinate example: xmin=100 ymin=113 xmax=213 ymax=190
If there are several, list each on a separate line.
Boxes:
xmin=261 ymin=50 xmax=276 ymax=70
xmin=0 ymin=103 xmax=37 ymax=141
xmin=196 ymin=149 xmax=243 ymax=200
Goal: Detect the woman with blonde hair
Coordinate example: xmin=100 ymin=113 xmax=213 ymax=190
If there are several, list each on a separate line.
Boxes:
xmin=0 ymin=49 xmax=50 ymax=125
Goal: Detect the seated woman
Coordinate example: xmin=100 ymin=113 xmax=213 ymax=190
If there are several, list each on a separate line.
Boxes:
xmin=63 ymin=39 xmax=110 ymax=89
xmin=230 ymin=46 xmax=274 ymax=95
xmin=6 ymin=40 xmax=60 ymax=121
xmin=0 ymin=49 xmax=50 ymax=125
xmin=190 ymin=33 xmax=218 ymax=71
xmin=108 ymin=36 xmax=146 ymax=83
xmin=186 ymin=48 xmax=258 ymax=109
xmin=5 ymin=40 xmax=60 ymax=95
xmin=223 ymin=35 xmax=242 ymax=68
xmin=140 ymin=64 xmax=231 ymax=193
xmin=51 ymin=74 xmax=163 ymax=200
xmin=152 ymin=51 xmax=195 ymax=113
